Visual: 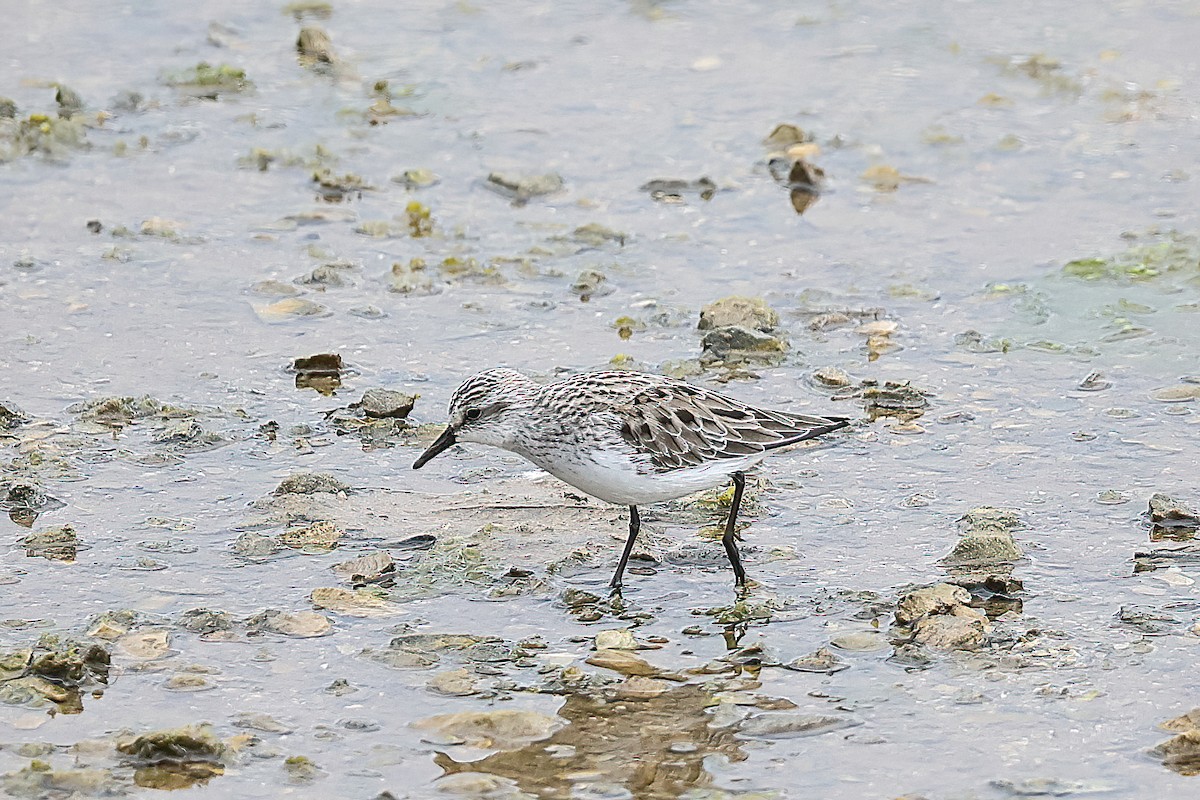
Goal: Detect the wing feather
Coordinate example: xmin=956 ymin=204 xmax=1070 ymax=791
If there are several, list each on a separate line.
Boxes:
xmin=618 ymin=383 xmax=848 ymax=472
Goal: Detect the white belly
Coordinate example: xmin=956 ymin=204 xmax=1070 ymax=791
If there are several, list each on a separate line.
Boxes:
xmin=532 ymin=447 xmax=764 ymax=506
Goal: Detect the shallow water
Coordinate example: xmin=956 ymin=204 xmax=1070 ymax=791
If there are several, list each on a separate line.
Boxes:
xmin=2 ymin=1 xmax=1199 ymax=797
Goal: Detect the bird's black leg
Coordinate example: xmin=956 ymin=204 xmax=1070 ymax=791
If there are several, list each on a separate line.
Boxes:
xmin=722 ymin=472 xmax=748 ymax=585
xmin=610 ymin=505 xmax=640 ymax=589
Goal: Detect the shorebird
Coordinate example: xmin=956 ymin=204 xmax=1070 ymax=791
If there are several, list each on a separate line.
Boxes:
xmin=413 ymin=368 xmax=848 ymax=587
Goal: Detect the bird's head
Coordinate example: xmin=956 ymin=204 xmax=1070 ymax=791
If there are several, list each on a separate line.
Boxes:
xmin=412 ymin=368 xmax=533 ymax=468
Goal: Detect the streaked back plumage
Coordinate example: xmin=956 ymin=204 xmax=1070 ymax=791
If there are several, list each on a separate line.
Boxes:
xmin=614 ymin=379 xmax=848 ymax=472
xmin=532 ymin=371 xmax=848 ymax=476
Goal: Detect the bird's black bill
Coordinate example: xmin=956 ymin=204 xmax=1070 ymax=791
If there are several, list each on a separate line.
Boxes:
xmin=412 ymin=426 xmax=456 ymax=469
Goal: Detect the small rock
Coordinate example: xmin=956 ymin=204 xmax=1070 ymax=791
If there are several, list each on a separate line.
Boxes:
xmin=18 ymin=638 xmax=110 ymax=693
xmin=139 ymin=217 xmax=182 ymax=238
xmin=331 ymin=551 xmax=396 ymax=586
xmin=958 ymin=507 xmax=1023 ymax=534
xmin=855 ymin=320 xmax=898 ymax=336
xmin=234 ymin=713 xmax=294 ymax=734
xmin=0 ymin=402 xmax=30 ymax=429
xmin=572 ymin=223 xmax=626 ymax=247
xmin=785 ymin=161 xmax=824 ymax=214
xmin=1147 ymin=493 xmax=1200 ymax=534
xmin=571 ymin=269 xmax=612 ymax=301
xmin=640 ymin=176 xmax=717 ymax=202
xmin=700 ymin=326 xmax=787 ymax=361
xmin=895 ymin=584 xmax=972 ymax=625
xmin=1150 ymin=384 xmax=1200 ymax=403
xmin=808 ymin=312 xmax=854 ymax=331
xmin=390 ymin=259 xmax=435 ymax=295
xmin=1116 ymin=605 xmax=1185 ymax=635
xmin=911 ymin=610 xmax=988 ymax=650
xmin=151 ymin=420 xmax=223 ymax=450
xmin=979 ymin=574 xmax=1024 ymax=595
xmin=1096 ymin=489 xmax=1131 ymax=505
xmin=991 ymin=778 xmax=1119 ymax=796
xmin=164 ymin=673 xmax=213 ymax=692
xmin=1161 ymin=708 xmax=1200 ymax=733
xmin=1 ymin=762 xmax=120 ymax=793
xmin=297 ymin=261 xmax=357 ymax=288
xmin=433 ymin=775 xmax=520 ymax=796
xmin=942 ymin=534 xmax=1023 ymax=566
xmin=354 ymin=389 xmax=417 ymax=420
xmin=698 ymin=296 xmax=780 ymax=332
xmin=116 ymin=629 xmax=171 ymax=660
xmin=253 ymin=298 xmax=330 ymax=322
xmin=278 ymin=521 xmax=342 ymax=552
xmin=309 ymin=587 xmax=403 ymax=617
xmin=283 ymin=755 xmax=324 ymax=783
xmin=273 ymin=473 xmax=351 ymax=495
xmin=391 ymin=633 xmax=496 ymax=652
xmin=177 ymin=609 xmax=237 ymax=635
xmin=611 ymin=675 xmax=671 ymax=700
xmin=737 ymin=713 xmax=859 ymax=739
xmin=21 ymin=525 xmax=78 ymax=561
xmin=427 ymin=668 xmax=478 ymax=697
xmin=296 ymin=26 xmax=338 ymax=67
xmin=292 ymin=353 xmax=343 ymax=387
xmin=783 ymin=647 xmax=848 ymax=674
xmin=248 ymin=610 xmax=332 ymax=638
xmin=86 ymin=610 xmax=136 ymax=640
xmin=348 ymin=305 xmax=386 ymax=319
xmin=829 ymin=631 xmax=886 ymax=652
xmin=392 ymin=168 xmax=440 ymax=189
xmin=856 ymin=380 xmax=930 ymax=419
xmin=484 ymin=172 xmax=564 ymax=205
xmin=1 ymin=484 xmax=64 ymax=518
xmin=313 ymin=169 xmax=371 ymax=201
xmin=889 ymin=643 xmax=932 ymax=669
xmin=339 ymin=718 xmax=380 ymax=733
xmin=231 ymin=532 xmax=280 ymax=558
xmin=117 ymin=724 xmax=225 ymax=764
xmin=811 ymin=366 xmax=852 ymax=388
xmin=594 ymin=629 xmax=638 ymax=651
xmin=764 ymin=123 xmax=810 ymax=148
xmin=361 ymin=648 xmax=439 ymax=670
xmin=708 ymin=702 xmax=752 ymax=729
xmin=251 ymin=279 xmax=303 ymax=297
xmin=585 ymin=649 xmax=659 ymax=677
xmin=413 ymin=709 xmax=564 ymax=750
xmin=1078 ymin=371 xmax=1112 ymax=391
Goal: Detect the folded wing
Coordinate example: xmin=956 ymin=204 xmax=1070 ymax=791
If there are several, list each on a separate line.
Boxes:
xmin=618 ymin=384 xmax=849 ymax=472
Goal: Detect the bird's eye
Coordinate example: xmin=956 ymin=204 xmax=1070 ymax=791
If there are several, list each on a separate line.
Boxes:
xmin=464 ymin=408 xmax=482 ymax=421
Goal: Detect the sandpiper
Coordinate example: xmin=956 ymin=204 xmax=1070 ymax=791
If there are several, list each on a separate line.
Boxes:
xmin=413 ymin=368 xmax=849 ymax=587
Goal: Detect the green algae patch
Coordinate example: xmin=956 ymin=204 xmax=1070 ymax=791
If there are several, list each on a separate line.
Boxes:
xmin=406 ymin=201 xmax=434 ymax=237
xmin=994 ymin=52 xmax=1083 ymax=96
xmin=312 ymin=168 xmax=371 ymax=201
xmin=163 ymin=62 xmax=252 ymax=97
xmin=1062 ymin=230 xmax=1200 ymax=285
xmin=0 ymin=112 xmax=90 ymax=162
